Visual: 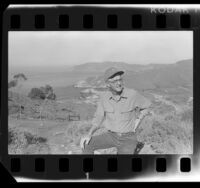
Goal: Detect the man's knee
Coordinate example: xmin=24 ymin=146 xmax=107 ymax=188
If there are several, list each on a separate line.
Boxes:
xmin=117 ymin=148 xmax=135 ymax=154
xmin=82 ymin=142 xmax=94 ymax=154
xmin=117 ymin=143 xmax=138 ymax=154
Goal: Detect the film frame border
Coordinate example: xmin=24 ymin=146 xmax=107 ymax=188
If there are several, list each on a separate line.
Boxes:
xmin=1 ymin=5 xmax=200 ymax=180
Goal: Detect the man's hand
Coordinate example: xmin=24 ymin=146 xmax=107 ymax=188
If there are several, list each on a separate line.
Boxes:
xmin=133 ymin=118 xmax=141 ymax=132
xmin=133 ymin=110 xmax=152 ymax=132
xmin=80 ymin=135 xmax=92 ymax=149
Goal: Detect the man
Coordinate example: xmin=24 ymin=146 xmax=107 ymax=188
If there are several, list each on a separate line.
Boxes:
xmin=80 ymin=67 xmax=151 ymax=154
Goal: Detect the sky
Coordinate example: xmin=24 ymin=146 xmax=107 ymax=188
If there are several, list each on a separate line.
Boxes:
xmin=9 ymin=31 xmax=193 ymax=68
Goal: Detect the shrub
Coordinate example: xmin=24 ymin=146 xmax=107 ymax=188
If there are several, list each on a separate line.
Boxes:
xmin=28 ymin=88 xmax=46 ymax=99
xmin=137 ymin=112 xmax=193 ymax=154
xmin=24 ymin=132 xmax=47 ymax=145
xmin=28 ymin=85 xmax=56 ymax=100
xmin=180 ymin=107 xmax=193 ymax=122
xmin=9 ymin=73 xmax=28 ymax=89
xmin=8 ymin=128 xmax=48 ymax=154
xmin=47 ymin=93 xmax=56 ymax=100
xmin=8 ymin=80 xmax=18 ymax=88
xmin=13 ymin=73 xmax=27 ymax=81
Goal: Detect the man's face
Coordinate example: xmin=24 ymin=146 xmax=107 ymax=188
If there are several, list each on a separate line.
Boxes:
xmin=107 ymin=75 xmax=124 ymax=93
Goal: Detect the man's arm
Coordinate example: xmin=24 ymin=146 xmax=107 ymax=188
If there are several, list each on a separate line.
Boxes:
xmin=133 ymin=108 xmax=150 ymax=132
xmin=88 ymin=100 xmax=105 ymax=136
xmin=133 ymin=92 xmax=152 ymax=132
xmin=80 ymin=98 xmax=105 ymax=149
xmin=87 ymin=117 xmax=104 ymax=137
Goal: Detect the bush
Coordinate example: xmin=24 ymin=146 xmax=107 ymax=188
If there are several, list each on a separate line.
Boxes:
xmin=8 ymin=80 xmax=18 ymax=88
xmin=13 ymin=73 xmax=27 ymax=81
xmin=8 ymin=128 xmax=48 ymax=154
xmin=137 ymin=113 xmax=193 ymax=154
xmin=180 ymin=107 xmax=193 ymax=122
xmin=28 ymin=88 xmax=46 ymax=99
xmin=47 ymin=93 xmax=56 ymax=100
xmin=28 ymin=85 xmax=56 ymax=100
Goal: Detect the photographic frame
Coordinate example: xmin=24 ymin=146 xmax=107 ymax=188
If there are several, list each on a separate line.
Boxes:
xmin=1 ymin=4 xmax=200 ymax=182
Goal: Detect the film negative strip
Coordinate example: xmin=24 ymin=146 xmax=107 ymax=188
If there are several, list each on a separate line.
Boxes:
xmin=1 ymin=4 xmax=200 ymax=182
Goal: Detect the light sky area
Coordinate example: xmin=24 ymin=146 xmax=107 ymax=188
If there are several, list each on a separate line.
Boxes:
xmin=9 ymin=31 xmax=193 ymax=68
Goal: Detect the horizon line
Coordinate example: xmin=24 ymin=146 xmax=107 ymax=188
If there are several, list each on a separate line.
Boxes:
xmin=9 ymin=58 xmax=193 ymax=68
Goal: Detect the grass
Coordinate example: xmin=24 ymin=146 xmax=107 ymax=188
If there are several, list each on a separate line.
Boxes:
xmin=137 ymin=109 xmax=193 ymax=154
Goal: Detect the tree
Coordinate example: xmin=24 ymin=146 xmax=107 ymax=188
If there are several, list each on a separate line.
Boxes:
xmin=28 ymin=84 xmax=56 ymax=125
xmin=13 ymin=73 xmax=27 ymax=81
xmin=39 ymin=85 xmax=56 ymax=126
xmin=8 ymin=73 xmax=28 ymax=119
xmin=28 ymin=85 xmax=56 ymax=100
xmin=8 ymin=80 xmax=17 ymax=88
xmin=28 ymin=88 xmax=46 ymax=100
xmin=9 ymin=73 xmax=27 ymax=89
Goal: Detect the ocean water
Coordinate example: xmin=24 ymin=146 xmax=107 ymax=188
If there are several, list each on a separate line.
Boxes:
xmin=9 ymin=71 xmax=99 ymax=96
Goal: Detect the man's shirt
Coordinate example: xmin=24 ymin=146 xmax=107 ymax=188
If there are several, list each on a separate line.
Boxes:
xmin=92 ymin=87 xmax=151 ymax=133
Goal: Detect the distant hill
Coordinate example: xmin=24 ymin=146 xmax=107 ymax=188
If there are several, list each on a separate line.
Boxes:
xmin=73 ymin=59 xmax=193 ymax=90
xmin=125 ymin=59 xmax=193 ymax=90
xmin=71 ymin=61 xmax=169 ymax=73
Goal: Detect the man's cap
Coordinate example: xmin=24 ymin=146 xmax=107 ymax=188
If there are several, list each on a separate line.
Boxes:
xmin=104 ymin=67 xmax=124 ymax=82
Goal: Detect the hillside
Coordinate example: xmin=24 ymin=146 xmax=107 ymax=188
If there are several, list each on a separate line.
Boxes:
xmin=71 ymin=61 xmax=169 ymax=73
xmin=73 ymin=59 xmax=193 ymax=91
